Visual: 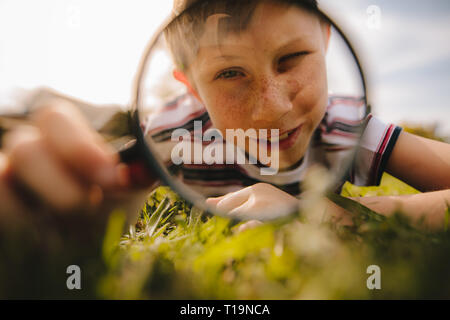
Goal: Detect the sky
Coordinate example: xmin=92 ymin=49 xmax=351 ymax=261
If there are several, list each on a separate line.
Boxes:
xmin=321 ymin=0 xmax=450 ymax=137
xmin=1 ymin=0 xmax=449 ymax=136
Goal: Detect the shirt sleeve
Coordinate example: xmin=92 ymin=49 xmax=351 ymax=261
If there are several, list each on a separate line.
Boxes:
xmin=142 ymin=93 xmax=208 ymax=165
xmin=351 ymin=114 xmax=403 ymax=186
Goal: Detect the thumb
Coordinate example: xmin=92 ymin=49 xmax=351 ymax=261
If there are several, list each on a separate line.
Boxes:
xmin=205 ymin=195 xmax=226 ymax=207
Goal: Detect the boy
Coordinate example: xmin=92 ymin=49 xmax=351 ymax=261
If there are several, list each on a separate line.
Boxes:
xmin=147 ymin=0 xmax=450 ymax=224
xmin=0 ymin=0 xmax=449 ymax=229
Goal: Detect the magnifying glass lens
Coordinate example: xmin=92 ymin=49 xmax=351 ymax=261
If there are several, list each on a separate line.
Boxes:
xmin=133 ymin=1 xmax=369 ymax=221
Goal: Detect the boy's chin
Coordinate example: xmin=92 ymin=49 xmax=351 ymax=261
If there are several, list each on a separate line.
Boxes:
xmin=253 ymin=147 xmax=308 ymax=171
xmin=280 ymin=135 xmax=309 ymax=162
xmin=278 ymin=150 xmax=307 ymax=170
xmin=240 ymin=139 xmax=309 ymax=170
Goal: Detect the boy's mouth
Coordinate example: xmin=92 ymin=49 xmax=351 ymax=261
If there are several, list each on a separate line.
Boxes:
xmin=269 ymin=127 xmax=296 ymax=141
xmin=251 ymin=124 xmax=303 ymax=150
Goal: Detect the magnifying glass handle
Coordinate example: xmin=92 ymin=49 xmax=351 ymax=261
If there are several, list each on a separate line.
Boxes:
xmin=118 ymin=141 xmax=158 ymax=188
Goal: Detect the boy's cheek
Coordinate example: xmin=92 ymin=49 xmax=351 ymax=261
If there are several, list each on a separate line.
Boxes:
xmin=203 ymin=91 xmax=252 ymax=130
xmin=293 ymin=84 xmax=328 ymax=120
xmin=295 ymin=65 xmax=328 ymax=115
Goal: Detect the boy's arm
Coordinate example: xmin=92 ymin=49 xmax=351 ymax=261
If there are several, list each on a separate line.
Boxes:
xmin=385 ymin=130 xmax=450 ymax=192
xmin=0 ymin=98 xmax=157 ymax=225
xmin=343 ymin=190 xmax=450 ymax=230
xmin=330 ymin=131 xmax=450 ymax=230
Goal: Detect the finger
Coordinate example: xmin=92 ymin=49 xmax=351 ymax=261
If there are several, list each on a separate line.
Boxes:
xmin=32 ymin=99 xmax=128 ymax=189
xmin=228 ymin=196 xmax=255 ymax=217
xmin=0 ymin=153 xmax=28 ymax=224
xmin=4 ymin=126 xmax=88 ymax=211
xmin=236 ymin=220 xmax=263 ymax=233
xmin=205 ymin=194 xmax=226 ymax=206
xmin=214 ymin=187 xmax=253 ymax=213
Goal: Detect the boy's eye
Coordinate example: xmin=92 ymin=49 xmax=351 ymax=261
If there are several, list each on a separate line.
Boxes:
xmin=215 ymin=69 xmax=244 ymax=80
xmin=278 ymin=51 xmax=308 ymax=72
xmin=279 ymin=51 xmax=308 ymax=63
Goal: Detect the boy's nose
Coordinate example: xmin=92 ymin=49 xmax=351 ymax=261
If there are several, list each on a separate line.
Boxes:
xmin=251 ymin=77 xmax=294 ymax=123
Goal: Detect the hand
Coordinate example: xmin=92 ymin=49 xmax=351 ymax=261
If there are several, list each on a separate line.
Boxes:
xmin=0 ymin=98 xmax=148 ymax=226
xmin=206 ymin=183 xmax=300 ymax=221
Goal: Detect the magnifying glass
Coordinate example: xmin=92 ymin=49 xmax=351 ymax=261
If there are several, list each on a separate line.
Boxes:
xmin=0 ymin=0 xmax=370 ymax=223
xmin=124 ymin=0 xmax=370 ymax=222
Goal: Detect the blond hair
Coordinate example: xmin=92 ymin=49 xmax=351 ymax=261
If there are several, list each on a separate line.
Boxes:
xmin=164 ymin=0 xmax=318 ymax=71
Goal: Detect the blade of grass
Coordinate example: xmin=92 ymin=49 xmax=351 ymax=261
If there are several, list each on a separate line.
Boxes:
xmin=153 ymin=222 xmax=171 ymax=239
xmin=189 ymin=206 xmax=203 ymax=229
xmin=326 ymin=192 xmax=386 ymax=224
xmin=160 ymin=206 xmax=178 ymax=226
xmin=146 ymin=196 xmax=171 ymax=238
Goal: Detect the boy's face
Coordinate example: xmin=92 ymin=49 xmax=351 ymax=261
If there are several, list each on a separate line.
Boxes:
xmin=180 ymin=1 xmax=330 ymax=169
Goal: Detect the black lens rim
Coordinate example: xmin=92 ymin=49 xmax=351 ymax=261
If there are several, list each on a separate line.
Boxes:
xmin=130 ymin=3 xmax=371 ymax=221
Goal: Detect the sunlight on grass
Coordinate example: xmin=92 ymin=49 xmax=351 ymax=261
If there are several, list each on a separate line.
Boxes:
xmin=97 ymin=176 xmax=450 ymax=299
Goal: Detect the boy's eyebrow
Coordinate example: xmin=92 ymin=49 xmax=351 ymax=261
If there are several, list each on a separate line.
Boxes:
xmin=205 ymin=36 xmax=311 ymax=61
xmin=211 ymin=54 xmax=240 ymax=61
xmin=275 ymin=37 xmax=311 ymax=52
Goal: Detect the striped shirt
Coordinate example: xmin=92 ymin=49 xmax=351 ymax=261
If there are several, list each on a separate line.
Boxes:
xmin=144 ymin=93 xmax=402 ymax=197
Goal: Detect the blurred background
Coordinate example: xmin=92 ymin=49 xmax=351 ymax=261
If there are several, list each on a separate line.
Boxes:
xmin=0 ymin=0 xmax=449 ymax=137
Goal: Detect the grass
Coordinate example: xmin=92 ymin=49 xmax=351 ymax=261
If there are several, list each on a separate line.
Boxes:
xmin=96 ymin=174 xmax=450 ymax=299
xmin=0 ymin=173 xmax=448 ymax=299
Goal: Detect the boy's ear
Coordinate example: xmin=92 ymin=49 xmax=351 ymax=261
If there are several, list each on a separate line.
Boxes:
xmin=173 ymin=69 xmax=202 ymax=101
xmin=322 ymin=22 xmax=331 ymax=53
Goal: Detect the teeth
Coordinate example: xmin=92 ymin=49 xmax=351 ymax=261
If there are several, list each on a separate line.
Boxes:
xmin=280 ymin=132 xmax=289 ymax=140
xmin=268 ymin=132 xmax=289 ymax=142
